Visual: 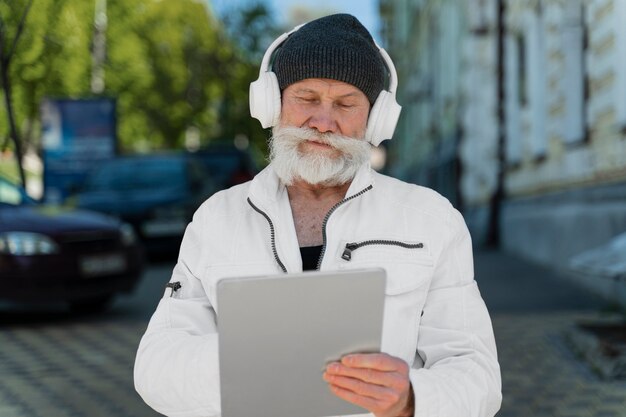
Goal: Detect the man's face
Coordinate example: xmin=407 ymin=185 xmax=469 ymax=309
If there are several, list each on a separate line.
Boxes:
xmin=281 ymin=78 xmax=370 ymax=150
xmin=269 ymin=78 xmax=372 ymax=187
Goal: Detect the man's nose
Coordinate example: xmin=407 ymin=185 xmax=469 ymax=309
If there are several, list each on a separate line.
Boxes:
xmin=307 ymin=106 xmax=338 ymax=133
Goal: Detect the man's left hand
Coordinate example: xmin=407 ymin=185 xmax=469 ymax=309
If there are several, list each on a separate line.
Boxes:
xmin=323 ymin=353 xmax=414 ymax=417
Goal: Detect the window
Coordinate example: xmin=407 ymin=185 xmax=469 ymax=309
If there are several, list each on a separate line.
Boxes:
xmin=615 ymin=0 xmax=626 ymax=129
xmin=562 ymin=0 xmax=586 ymax=144
xmin=517 ymin=35 xmax=527 ymax=107
xmin=505 ymin=34 xmax=522 ymax=164
xmin=527 ymin=7 xmax=547 ymax=158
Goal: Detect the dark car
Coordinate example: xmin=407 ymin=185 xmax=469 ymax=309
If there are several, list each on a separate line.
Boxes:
xmin=72 ymin=154 xmax=216 ymax=253
xmin=0 ymin=175 xmax=144 ymax=313
xmin=189 ymin=144 xmax=257 ymax=190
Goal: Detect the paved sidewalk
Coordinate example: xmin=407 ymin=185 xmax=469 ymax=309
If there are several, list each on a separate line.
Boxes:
xmin=0 ymin=319 xmax=159 ymax=417
xmin=475 ymin=249 xmax=626 ymax=417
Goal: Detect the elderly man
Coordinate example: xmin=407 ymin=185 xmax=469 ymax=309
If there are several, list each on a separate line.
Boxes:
xmin=134 ymin=14 xmax=501 ymax=417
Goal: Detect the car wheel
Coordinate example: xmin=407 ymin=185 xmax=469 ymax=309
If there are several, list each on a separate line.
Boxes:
xmin=69 ymin=295 xmax=114 ymax=314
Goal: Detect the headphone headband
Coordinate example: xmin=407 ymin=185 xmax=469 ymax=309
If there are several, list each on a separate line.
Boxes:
xmin=249 ymin=21 xmax=402 ymax=146
xmin=257 ymin=24 xmax=304 ymax=77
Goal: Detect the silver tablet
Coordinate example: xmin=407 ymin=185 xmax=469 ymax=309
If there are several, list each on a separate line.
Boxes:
xmin=216 ymin=268 xmax=386 ymax=417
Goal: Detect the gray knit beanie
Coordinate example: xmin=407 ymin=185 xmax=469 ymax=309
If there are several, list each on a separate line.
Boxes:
xmin=273 ymin=14 xmax=386 ymax=105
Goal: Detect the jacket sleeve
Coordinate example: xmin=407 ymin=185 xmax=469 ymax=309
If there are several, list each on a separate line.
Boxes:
xmin=134 ymin=205 xmax=221 ymax=417
xmin=410 ymin=207 xmax=502 ymax=417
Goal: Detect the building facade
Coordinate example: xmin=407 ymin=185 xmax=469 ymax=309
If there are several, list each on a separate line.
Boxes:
xmin=380 ymin=0 xmax=626 ymax=270
xmin=379 ymin=0 xmax=467 ymax=209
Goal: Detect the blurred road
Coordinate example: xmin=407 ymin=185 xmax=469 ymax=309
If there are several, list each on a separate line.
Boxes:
xmin=0 ymin=251 xmax=625 ymax=417
xmin=0 ymin=262 xmax=172 ymax=417
xmin=475 ymin=249 xmax=626 ymax=417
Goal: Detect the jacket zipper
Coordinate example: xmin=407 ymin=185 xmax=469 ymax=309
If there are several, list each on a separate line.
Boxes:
xmin=247 ymin=198 xmax=288 ymax=273
xmin=316 ymin=185 xmax=373 ymax=270
xmin=341 ymin=240 xmax=424 ymax=261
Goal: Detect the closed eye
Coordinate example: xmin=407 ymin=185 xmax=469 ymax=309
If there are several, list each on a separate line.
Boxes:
xmin=296 ymin=97 xmax=319 ymax=104
xmin=336 ymin=102 xmax=359 ymax=110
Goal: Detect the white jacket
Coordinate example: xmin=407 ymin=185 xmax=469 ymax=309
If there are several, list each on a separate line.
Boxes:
xmin=134 ymin=164 xmax=502 ymax=417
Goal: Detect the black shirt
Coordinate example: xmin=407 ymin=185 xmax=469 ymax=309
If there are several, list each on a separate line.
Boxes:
xmin=300 ymin=245 xmax=323 ymax=271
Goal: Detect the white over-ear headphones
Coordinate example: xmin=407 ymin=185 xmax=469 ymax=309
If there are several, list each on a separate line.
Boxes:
xmin=249 ymin=23 xmax=402 ymax=146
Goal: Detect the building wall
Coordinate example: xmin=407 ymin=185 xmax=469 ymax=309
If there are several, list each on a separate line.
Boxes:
xmin=380 ymin=0 xmax=465 ymax=208
xmin=380 ymin=0 xmax=500 ymax=241
xmin=501 ymin=0 xmax=626 ymax=266
xmin=504 ymin=0 xmax=626 ymax=196
xmin=458 ymin=0 xmax=500 ymax=243
xmin=380 ymin=0 xmax=626 ymax=269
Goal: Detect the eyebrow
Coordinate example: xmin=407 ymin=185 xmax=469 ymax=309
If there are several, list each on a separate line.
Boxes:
xmin=292 ymin=88 xmax=362 ymax=99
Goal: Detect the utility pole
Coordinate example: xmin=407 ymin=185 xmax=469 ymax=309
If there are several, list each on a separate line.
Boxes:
xmin=91 ymin=0 xmax=107 ymax=94
xmin=486 ymin=0 xmax=506 ymax=247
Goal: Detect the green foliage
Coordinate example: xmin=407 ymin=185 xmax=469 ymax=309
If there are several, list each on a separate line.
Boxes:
xmin=1 ymin=0 xmax=76 ymax=151
xmin=0 ymin=0 xmax=278 ymax=157
xmin=107 ymin=0 xmax=219 ymax=149
xmin=217 ymin=1 xmax=282 ymax=162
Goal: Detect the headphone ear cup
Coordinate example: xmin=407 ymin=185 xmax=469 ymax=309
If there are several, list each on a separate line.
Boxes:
xmin=365 ymin=91 xmax=402 ymax=146
xmin=249 ymin=72 xmax=282 ymax=128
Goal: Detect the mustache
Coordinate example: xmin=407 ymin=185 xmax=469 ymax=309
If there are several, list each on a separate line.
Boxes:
xmin=273 ymin=126 xmax=364 ymax=149
xmin=269 ymin=125 xmax=371 ymax=186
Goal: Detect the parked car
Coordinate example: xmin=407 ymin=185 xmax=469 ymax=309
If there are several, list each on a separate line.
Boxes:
xmin=189 ymin=144 xmax=257 ymax=190
xmin=0 ymin=175 xmax=144 ymax=313
xmin=71 ymin=153 xmax=216 ymax=253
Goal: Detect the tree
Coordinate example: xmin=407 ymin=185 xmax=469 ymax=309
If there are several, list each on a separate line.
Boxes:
xmin=0 ymin=0 xmax=279 ymax=177
xmin=105 ymin=0 xmax=219 ymax=149
xmin=0 ymin=0 xmax=93 ymax=184
xmin=217 ymin=1 xmax=282 ymax=159
xmin=0 ymin=0 xmax=34 ymax=186
xmin=104 ymin=0 xmax=276 ymax=152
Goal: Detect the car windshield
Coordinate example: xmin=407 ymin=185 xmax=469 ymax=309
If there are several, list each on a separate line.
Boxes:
xmin=84 ymin=158 xmax=187 ymax=191
xmin=200 ymin=153 xmax=241 ymax=173
xmin=0 ymin=177 xmax=34 ymax=206
xmin=192 ymin=150 xmax=254 ymax=186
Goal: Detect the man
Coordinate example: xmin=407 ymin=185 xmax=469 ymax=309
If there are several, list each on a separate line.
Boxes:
xmin=135 ymin=14 xmax=502 ymax=417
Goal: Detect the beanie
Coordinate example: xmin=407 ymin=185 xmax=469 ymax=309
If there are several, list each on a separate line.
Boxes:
xmin=273 ymin=14 xmax=386 ymax=105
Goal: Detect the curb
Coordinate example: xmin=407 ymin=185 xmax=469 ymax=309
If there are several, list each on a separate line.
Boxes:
xmin=563 ymin=316 xmax=626 ymax=380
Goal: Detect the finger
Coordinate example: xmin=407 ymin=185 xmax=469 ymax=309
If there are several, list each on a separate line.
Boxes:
xmin=341 ymin=353 xmax=409 ymax=374
xmin=324 ymin=373 xmax=399 ymax=401
xmin=328 ymin=383 xmax=381 ymax=411
xmin=326 ymin=362 xmax=399 ymax=386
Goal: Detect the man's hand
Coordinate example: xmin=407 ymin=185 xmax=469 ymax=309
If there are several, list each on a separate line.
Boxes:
xmin=323 ymin=353 xmax=414 ymax=417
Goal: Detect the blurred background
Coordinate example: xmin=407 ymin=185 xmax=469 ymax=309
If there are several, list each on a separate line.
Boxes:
xmin=1 ymin=0 xmax=626 ymax=416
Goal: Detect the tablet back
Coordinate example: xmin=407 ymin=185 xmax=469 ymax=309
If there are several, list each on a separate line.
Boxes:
xmin=217 ymin=268 xmax=386 ymax=417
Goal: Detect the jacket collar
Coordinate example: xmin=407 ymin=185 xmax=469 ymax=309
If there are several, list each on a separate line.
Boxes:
xmin=248 ymin=162 xmax=375 ymax=210
xmin=246 ymin=162 xmax=375 ymax=273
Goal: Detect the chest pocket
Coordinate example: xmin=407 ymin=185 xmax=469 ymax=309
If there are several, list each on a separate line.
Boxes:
xmin=335 ymin=239 xmax=434 ymax=362
xmin=337 ymin=239 xmax=433 ymax=293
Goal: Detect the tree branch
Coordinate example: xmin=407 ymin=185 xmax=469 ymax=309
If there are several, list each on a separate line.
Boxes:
xmin=5 ymin=0 xmax=34 ymax=65
xmin=0 ymin=15 xmax=6 ymax=65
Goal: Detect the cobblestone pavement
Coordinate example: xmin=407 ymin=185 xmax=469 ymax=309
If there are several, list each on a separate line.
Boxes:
xmin=0 ymin=253 xmax=624 ymax=417
xmin=493 ymin=311 xmax=626 ymax=417
xmin=0 ymin=318 xmax=159 ymax=417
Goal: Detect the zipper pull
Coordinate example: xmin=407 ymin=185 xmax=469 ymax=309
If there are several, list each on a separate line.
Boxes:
xmin=166 ymin=281 xmax=182 ymax=297
xmin=341 ymin=243 xmax=358 ymax=261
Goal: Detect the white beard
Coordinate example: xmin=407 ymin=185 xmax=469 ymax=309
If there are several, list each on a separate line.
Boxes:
xmin=269 ymin=125 xmax=371 ymax=187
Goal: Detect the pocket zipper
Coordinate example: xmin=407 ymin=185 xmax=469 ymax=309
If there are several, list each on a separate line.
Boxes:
xmin=341 ymin=240 xmax=424 ymax=261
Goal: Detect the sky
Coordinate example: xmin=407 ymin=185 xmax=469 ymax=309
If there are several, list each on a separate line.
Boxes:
xmin=210 ymin=0 xmax=381 ymax=42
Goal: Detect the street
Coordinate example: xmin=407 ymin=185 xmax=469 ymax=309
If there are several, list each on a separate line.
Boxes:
xmin=0 ymin=251 xmax=625 ymax=417
xmin=476 ymin=250 xmax=626 ymax=417
xmin=0 ymin=262 xmax=171 ymax=417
